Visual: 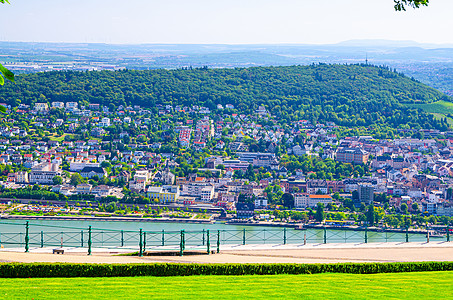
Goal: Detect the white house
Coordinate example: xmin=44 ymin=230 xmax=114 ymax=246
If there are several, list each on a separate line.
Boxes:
xmin=294 ymin=193 xmax=309 ymax=209
xmin=51 ymin=102 xmax=65 ymax=109
xmin=99 ymin=117 xmax=111 ymax=127
xmin=66 ymin=102 xmax=78 ymax=111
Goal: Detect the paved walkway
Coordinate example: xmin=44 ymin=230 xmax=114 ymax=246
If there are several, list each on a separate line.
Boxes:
xmin=1 ymin=242 xmax=452 ymax=264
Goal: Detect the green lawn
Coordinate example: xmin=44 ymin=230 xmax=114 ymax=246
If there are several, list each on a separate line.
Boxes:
xmin=48 ymin=133 xmax=68 ymax=142
xmin=1 ymin=272 xmax=452 ymax=299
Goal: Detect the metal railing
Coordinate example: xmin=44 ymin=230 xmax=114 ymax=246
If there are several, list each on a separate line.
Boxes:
xmin=0 ymin=221 xmax=450 ymax=256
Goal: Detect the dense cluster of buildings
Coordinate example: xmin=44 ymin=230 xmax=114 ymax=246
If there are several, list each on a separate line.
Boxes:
xmin=1 ymin=101 xmax=453 ymax=218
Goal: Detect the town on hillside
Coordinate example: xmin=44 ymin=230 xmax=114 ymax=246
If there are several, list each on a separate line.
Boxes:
xmin=0 ymin=101 xmax=453 ymax=227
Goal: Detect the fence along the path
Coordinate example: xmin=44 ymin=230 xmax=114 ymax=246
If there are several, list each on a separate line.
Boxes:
xmin=0 ymin=221 xmax=450 ymax=256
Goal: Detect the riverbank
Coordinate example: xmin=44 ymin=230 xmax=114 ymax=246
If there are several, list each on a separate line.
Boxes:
xmin=302 ymin=224 xmax=433 ymax=235
xmin=0 ymin=214 xmax=214 ymax=224
xmin=226 ymin=220 xmax=300 ymax=228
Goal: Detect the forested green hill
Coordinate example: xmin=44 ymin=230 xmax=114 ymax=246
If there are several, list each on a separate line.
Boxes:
xmin=0 ymin=64 xmax=450 ymax=130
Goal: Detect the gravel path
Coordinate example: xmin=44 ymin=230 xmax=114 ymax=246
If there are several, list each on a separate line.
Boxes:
xmin=1 ymin=242 xmax=452 ymax=264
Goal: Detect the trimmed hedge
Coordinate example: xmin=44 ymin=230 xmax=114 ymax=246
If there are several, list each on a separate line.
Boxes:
xmin=0 ymin=262 xmax=453 ymax=278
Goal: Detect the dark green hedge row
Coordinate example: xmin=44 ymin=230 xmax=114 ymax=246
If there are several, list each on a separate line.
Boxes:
xmin=0 ymin=262 xmax=453 ymax=278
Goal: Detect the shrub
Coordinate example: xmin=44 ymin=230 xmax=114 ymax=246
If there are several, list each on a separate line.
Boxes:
xmin=0 ymin=262 xmax=452 ymax=278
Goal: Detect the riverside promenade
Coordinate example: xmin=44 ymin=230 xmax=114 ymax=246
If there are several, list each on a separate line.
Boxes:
xmin=1 ymin=242 xmax=452 ymax=264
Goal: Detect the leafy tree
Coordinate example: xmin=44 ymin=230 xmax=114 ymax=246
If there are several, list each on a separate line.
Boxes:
xmin=52 ymin=176 xmax=63 ymax=185
xmin=264 ymin=185 xmax=284 ymax=206
xmin=342 ymin=198 xmax=355 ymax=211
xmin=375 ymin=193 xmax=388 ymax=203
xmin=411 ymin=202 xmax=419 ymax=213
xmin=245 ymin=164 xmax=256 ymax=182
xmin=101 ymin=161 xmax=112 ymax=169
xmin=404 ymin=216 xmax=412 ymax=228
xmin=105 ymin=202 xmax=118 ymax=213
xmin=358 ymin=214 xmax=367 ymax=224
xmin=70 ymin=173 xmax=85 ymax=186
xmin=366 ymin=204 xmax=375 ymax=226
xmin=315 ymin=203 xmax=325 ymax=223
xmin=315 ymin=189 xmax=324 ymax=195
xmin=0 ymin=62 xmax=14 ymax=91
xmin=394 ymin=0 xmax=428 ymax=11
xmin=281 ymin=193 xmax=294 ymax=209
xmin=238 ymin=193 xmax=254 ymax=204
xmin=401 ymin=203 xmax=409 ymax=214
xmin=360 ymin=202 xmax=367 ymax=212
xmin=0 ymin=0 xmax=15 ymax=89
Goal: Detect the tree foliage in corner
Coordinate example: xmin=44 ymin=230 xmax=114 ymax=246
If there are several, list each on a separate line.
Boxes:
xmin=394 ymin=0 xmax=429 ymax=11
xmin=0 ymin=0 xmax=14 ymax=93
xmin=0 ymin=63 xmax=14 ymax=86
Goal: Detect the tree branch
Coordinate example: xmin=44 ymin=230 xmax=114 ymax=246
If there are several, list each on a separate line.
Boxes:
xmin=394 ymin=0 xmax=429 ymax=11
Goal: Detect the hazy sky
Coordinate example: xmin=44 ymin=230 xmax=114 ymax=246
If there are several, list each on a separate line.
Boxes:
xmin=1 ymin=0 xmax=453 ymax=44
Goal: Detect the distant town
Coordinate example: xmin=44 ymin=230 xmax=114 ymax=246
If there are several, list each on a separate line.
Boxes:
xmin=0 ymin=100 xmax=453 ymax=229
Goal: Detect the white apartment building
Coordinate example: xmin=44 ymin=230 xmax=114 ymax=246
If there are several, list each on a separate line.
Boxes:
xmin=16 ymin=171 xmax=29 ymax=183
xmin=51 ymin=102 xmax=65 ymax=109
xmin=294 ymin=193 xmax=309 ymax=209
xmin=201 ymin=186 xmax=215 ymax=202
xmin=92 ymin=185 xmax=111 ymax=197
xmin=129 ymin=180 xmax=146 ymax=191
xmin=34 ymin=103 xmax=49 ymax=112
xmin=66 ymin=102 xmax=78 ymax=110
xmin=75 ymin=183 xmax=93 ymax=194
xmin=254 ymin=197 xmax=268 ymax=208
xmin=134 ymin=170 xmax=150 ymax=183
xmin=29 ymin=163 xmax=61 ymax=184
xmin=182 ymin=182 xmax=214 ymax=201
xmin=70 ymin=162 xmax=100 ymax=172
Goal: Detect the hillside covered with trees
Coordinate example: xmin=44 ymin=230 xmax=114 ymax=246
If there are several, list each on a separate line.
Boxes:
xmin=0 ymin=64 xmax=450 ymax=130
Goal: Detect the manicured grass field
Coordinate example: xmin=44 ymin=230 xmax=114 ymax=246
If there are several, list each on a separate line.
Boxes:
xmin=1 ymin=271 xmax=452 ymax=299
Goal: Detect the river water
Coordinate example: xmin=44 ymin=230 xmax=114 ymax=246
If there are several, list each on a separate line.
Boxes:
xmin=0 ymin=219 xmax=442 ymax=249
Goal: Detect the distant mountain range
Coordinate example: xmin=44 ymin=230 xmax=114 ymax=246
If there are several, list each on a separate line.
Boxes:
xmin=334 ymin=39 xmax=453 ymax=48
xmin=1 ymin=40 xmax=453 ymax=95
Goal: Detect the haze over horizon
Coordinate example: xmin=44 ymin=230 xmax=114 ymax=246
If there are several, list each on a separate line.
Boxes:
xmin=2 ymin=39 xmax=453 ymax=49
xmin=1 ymin=0 xmax=453 ymax=45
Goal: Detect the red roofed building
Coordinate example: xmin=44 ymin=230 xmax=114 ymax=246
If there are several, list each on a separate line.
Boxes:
xmin=308 ymin=194 xmax=333 ymax=208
